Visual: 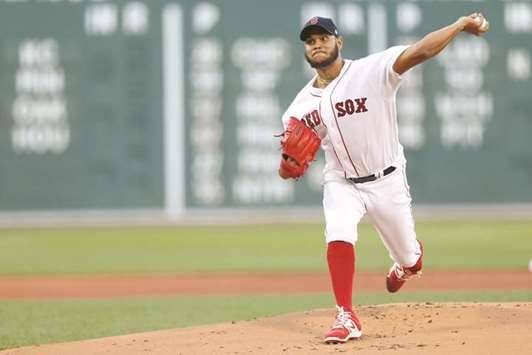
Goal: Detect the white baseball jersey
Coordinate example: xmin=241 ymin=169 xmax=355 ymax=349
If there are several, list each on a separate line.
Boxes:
xmin=282 ymin=45 xmax=409 ymax=182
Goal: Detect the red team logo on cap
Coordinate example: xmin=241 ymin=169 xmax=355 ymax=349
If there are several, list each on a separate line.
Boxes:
xmin=310 ymin=17 xmax=319 ymax=24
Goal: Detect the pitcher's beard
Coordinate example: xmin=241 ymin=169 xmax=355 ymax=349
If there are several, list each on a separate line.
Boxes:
xmin=305 ymin=44 xmax=339 ymax=69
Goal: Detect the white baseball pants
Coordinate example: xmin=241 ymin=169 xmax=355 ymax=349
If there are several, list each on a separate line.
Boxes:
xmin=323 ymin=165 xmax=421 ymax=267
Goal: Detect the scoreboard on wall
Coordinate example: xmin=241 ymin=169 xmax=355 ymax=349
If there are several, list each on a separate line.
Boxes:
xmin=0 ymin=0 xmax=531 ymax=215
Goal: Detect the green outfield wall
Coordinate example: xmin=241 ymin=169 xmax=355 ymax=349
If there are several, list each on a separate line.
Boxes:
xmin=0 ymin=0 xmax=531 ymax=215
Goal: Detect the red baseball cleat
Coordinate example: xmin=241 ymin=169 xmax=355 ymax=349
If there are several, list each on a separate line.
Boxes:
xmin=386 ymin=240 xmax=424 ymax=293
xmin=324 ymin=306 xmax=362 ymax=344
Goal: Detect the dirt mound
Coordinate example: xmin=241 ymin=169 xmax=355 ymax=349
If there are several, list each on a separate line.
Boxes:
xmin=3 ymin=303 xmax=531 ymax=355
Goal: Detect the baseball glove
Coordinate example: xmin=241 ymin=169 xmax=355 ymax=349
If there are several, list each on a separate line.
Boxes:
xmin=278 ymin=117 xmax=321 ymax=179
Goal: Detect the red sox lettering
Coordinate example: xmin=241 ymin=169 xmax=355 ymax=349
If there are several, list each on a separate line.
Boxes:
xmin=334 ymin=97 xmax=368 ymax=118
xmin=301 ymin=109 xmax=322 ymax=129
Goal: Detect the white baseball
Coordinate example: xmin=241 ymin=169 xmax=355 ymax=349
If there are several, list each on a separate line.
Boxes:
xmin=475 ymin=16 xmax=489 ymax=32
xmin=528 ymin=259 xmax=532 ymax=273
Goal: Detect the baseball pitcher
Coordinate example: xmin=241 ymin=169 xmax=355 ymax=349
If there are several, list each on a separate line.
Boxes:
xmin=277 ymin=13 xmax=490 ymax=344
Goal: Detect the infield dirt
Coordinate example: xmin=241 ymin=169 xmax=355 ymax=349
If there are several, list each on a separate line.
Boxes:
xmin=2 ymin=302 xmax=531 ymax=355
xmin=1 ymin=270 xmax=531 ymax=299
xmin=1 ymin=271 xmax=531 ymax=354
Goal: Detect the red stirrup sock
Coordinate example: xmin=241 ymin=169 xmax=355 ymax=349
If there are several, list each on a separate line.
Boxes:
xmin=327 ymin=241 xmax=355 ymax=313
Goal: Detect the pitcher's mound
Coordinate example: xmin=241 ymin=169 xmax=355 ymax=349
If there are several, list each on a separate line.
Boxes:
xmin=3 ymin=303 xmax=532 ymax=355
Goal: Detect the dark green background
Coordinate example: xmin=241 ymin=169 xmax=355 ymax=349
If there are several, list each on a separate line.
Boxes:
xmin=0 ymin=0 xmax=530 ymax=210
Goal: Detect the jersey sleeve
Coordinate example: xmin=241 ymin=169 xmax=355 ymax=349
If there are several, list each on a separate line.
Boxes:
xmin=374 ymin=45 xmax=410 ymax=93
xmin=280 ymin=80 xmax=314 ymax=129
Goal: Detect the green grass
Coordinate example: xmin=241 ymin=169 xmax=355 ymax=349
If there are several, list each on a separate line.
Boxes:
xmin=1 ymin=290 xmax=530 ymax=350
xmin=1 ymin=221 xmax=530 ymax=350
xmin=0 ymin=220 xmax=531 ymax=275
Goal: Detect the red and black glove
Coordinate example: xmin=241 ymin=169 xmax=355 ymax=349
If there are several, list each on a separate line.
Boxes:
xmin=278 ymin=117 xmax=321 ymax=179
